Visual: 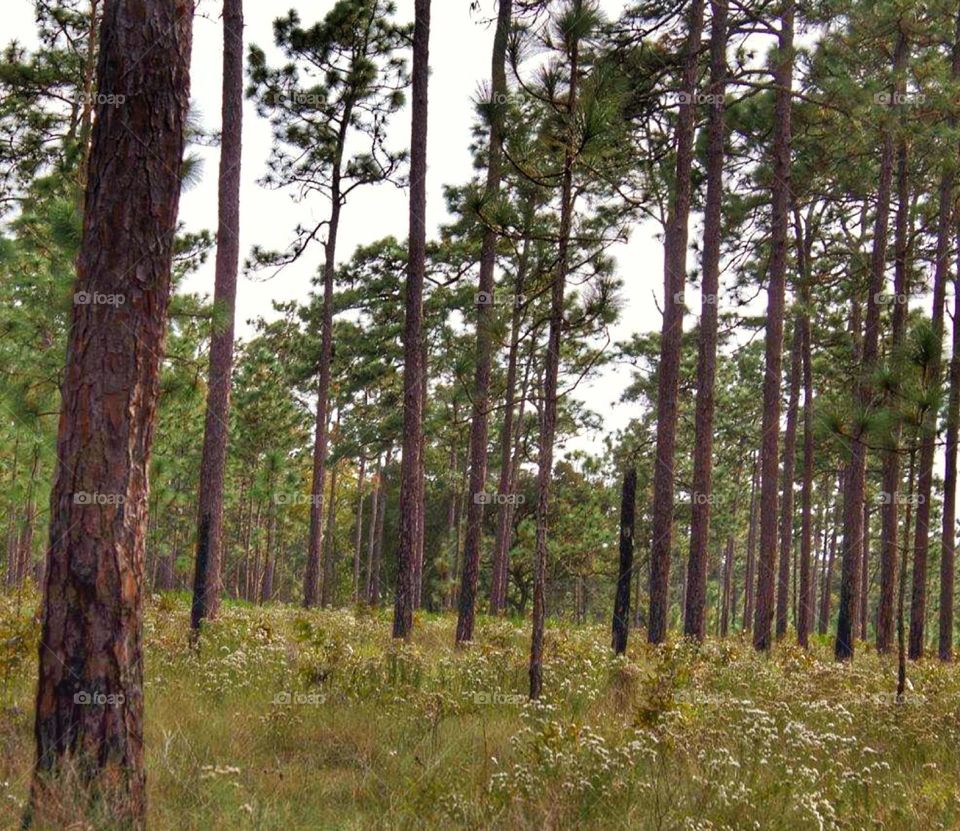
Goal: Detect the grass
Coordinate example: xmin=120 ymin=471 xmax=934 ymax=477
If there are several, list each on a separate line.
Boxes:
xmin=2 ymin=590 xmax=960 ymax=829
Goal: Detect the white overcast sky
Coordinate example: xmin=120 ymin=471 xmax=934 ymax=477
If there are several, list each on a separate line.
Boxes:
xmin=7 ymin=0 xmax=721 ymax=457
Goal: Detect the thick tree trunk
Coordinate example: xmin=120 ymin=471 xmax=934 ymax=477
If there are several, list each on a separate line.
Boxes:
xmin=683 ymin=0 xmax=727 ymax=640
xmin=393 ymin=0 xmax=431 ymax=639
xmin=29 ymin=2 xmax=193 ymax=826
xmin=612 ymin=467 xmax=637 ymax=653
xmin=753 ymin=0 xmax=794 ymax=651
xmin=776 ymin=321 xmax=802 ymax=638
xmin=191 ymin=0 xmax=243 ymax=629
xmin=648 ymin=0 xmax=706 ymax=644
xmin=456 ymin=0 xmax=512 ymax=643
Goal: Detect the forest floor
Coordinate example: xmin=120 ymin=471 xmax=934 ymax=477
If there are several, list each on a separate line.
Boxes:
xmin=2 ymin=591 xmax=960 ymax=830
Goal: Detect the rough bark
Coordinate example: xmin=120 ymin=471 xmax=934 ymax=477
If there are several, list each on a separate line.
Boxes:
xmin=753 ymin=0 xmax=794 ymax=651
xmin=191 ymin=0 xmax=243 ymax=629
xmin=29 ymin=2 xmax=193 ymax=826
xmin=393 ymin=0 xmax=430 ymax=639
xmin=649 ymin=0 xmax=706 ymax=644
xmin=683 ymin=0 xmax=727 ymax=640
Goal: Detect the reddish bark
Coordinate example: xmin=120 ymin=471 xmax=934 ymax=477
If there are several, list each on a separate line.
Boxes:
xmin=393 ymin=0 xmax=431 ymax=639
xmin=29 ymin=1 xmax=193 ymax=825
xmin=683 ymin=0 xmax=727 ymax=641
xmin=456 ymin=0 xmax=514 ymax=642
xmin=753 ymin=0 xmax=794 ymax=651
xmin=649 ymin=0 xmax=706 ymax=644
xmin=191 ymin=0 xmax=243 ymax=629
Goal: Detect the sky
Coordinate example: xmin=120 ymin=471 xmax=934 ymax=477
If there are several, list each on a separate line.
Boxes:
xmin=6 ymin=0 xmax=708 ymax=457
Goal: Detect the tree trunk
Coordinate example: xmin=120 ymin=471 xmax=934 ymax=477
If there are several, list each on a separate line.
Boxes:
xmin=612 ymin=466 xmax=637 ymax=654
xmin=456 ymin=0 xmax=512 ymax=643
xmin=753 ymin=0 xmax=794 ymax=651
xmin=353 ymin=455 xmax=366 ymax=604
xmin=776 ymin=321 xmax=802 ymax=638
xmin=648 ymin=0 xmax=706 ymax=645
xmin=393 ymin=0 xmax=431 ymax=639
xmin=365 ymin=456 xmax=382 ymax=604
xmin=819 ymin=480 xmax=841 ymax=635
xmin=797 ymin=292 xmax=815 ymax=646
xmin=530 ymin=33 xmax=580 ymax=698
xmin=743 ymin=451 xmax=759 ymax=630
xmin=939 ymin=266 xmax=960 ymax=661
xmin=321 ymin=449 xmax=340 ymax=607
xmin=29 ymin=2 xmax=192 ymax=826
xmin=191 ymin=0 xmax=243 ymax=629
xmin=910 ymin=48 xmax=956 ymax=662
xmin=898 ymin=450 xmax=917 ymax=698
xmin=490 ymin=244 xmax=529 ymax=614
xmin=683 ymin=0 xmax=727 ymax=640
xmin=836 ymin=33 xmax=907 ymax=661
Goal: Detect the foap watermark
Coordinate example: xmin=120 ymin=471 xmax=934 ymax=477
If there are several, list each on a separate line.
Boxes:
xmin=664 ymin=90 xmax=726 ymax=107
xmin=674 ymin=291 xmax=719 ymax=307
xmin=474 ymin=492 xmax=525 ymax=506
xmin=274 ymin=493 xmax=323 ymax=506
xmin=473 ymin=691 xmax=525 ymax=706
xmin=873 ymin=292 xmax=908 ymax=306
xmin=74 ymin=291 xmax=125 ymax=307
xmin=74 ymin=492 xmax=126 ymax=506
xmin=875 ymin=91 xmax=925 ymax=107
xmin=476 ymin=291 xmax=525 ymax=308
xmin=74 ymin=690 xmax=125 ymax=707
xmin=878 ymin=492 xmax=925 ymax=506
xmin=77 ymin=91 xmax=126 ymax=108
xmin=272 ymin=691 xmax=326 ymax=706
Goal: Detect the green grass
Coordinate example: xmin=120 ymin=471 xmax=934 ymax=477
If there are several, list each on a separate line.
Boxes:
xmin=2 ymin=591 xmax=960 ymax=829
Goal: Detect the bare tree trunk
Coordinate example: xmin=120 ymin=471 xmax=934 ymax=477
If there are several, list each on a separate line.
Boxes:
xmin=776 ymin=321 xmax=802 ymax=639
xmin=321 ymin=448 xmax=340 ymax=607
xmin=490 ymin=245 xmax=528 ymax=614
xmin=910 ymin=69 xmax=955 ymax=663
xmin=743 ymin=452 xmax=760 ymax=630
xmin=29 ymin=2 xmax=192 ymax=825
xmin=753 ymin=0 xmax=794 ymax=652
xmin=683 ymin=0 xmax=727 ymax=641
xmin=836 ymin=33 xmax=907 ymax=661
xmin=612 ymin=467 xmax=637 ymax=654
xmin=365 ymin=456 xmax=382 ymax=604
xmin=528 ymin=26 xmax=582 ymax=698
xmin=797 ymin=295 xmax=815 ymax=647
xmin=457 ymin=0 xmax=513 ymax=643
xmin=353 ymin=455 xmax=366 ymax=604
xmin=191 ymin=0 xmax=243 ymax=629
xmin=819 ymin=479 xmax=841 ymax=635
xmin=393 ymin=0 xmax=431 ymax=639
xmin=898 ymin=450 xmax=917 ymax=698
xmin=648 ymin=0 xmax=706 ymax=645
xmin=940 ymin=267 xmax=960 ymax=661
